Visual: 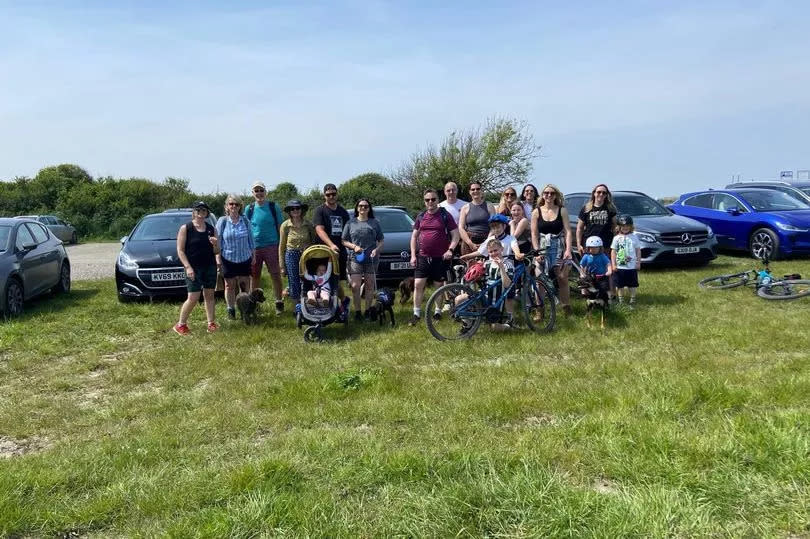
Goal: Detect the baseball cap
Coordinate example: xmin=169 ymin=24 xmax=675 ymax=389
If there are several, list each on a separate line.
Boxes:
xmin=323 ymin=183 xmax=337 ymax=193
xmin=251 ymin=180 xmax=266 ymax=191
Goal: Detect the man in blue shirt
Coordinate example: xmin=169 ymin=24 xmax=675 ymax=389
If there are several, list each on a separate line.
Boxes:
xmin=247 ymin=180 xmax=285 ymax=315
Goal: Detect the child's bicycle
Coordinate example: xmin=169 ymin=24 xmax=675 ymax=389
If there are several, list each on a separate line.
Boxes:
xmin=698 ymin=256 xmax=810 ymax=300
xmin=424 ymin=249 xmax=556 ymax=341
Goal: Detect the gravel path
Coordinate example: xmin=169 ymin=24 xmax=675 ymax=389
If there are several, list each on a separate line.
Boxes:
xmin=66 ymin=242 xmax=121 ymax=281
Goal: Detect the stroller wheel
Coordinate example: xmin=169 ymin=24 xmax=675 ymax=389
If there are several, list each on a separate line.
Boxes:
xmin=304 ymin=326 xmax=322 ymax=343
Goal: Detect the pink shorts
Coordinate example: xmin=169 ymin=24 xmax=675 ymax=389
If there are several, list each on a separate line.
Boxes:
xmin=251 ymin=245 xmax=281 ymax=279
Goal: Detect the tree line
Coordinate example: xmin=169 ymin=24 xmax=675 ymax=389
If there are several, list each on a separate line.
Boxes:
xmin=0 ymin=118 xmax=540 ymax=239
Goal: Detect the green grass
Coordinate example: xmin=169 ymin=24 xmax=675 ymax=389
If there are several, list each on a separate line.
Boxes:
xmin=1 ymin=255 xmax=809 ymax=537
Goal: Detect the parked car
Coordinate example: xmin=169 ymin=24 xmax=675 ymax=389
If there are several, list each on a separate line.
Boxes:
xmin=371 ymin=206 xmax=415 ymax=282
xmin=116 ymin=209 xmax=219 ymax=302
xmin=1 ymin=217 xmax=71 ymax=318
xmin=16 ymin=215 xmax=78 ymax=243
xmin=565 ymin=190 xmax=717 ymax=266
xmin=723 ymin=181 xmax=810 ymax=205
xmin=669 ymin=188 xmax=810 ymax=259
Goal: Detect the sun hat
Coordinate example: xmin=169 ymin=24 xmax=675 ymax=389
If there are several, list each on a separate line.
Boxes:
xmin=284 ymin=199 xmax=309 ymax=213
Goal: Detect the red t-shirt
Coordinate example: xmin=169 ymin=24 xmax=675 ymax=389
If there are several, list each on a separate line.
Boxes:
xmin=415 ymin=210 xmax=458 ymax=257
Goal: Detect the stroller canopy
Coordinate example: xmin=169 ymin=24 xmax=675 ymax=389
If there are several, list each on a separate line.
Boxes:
xmin=299 ymin=244 xmax=340 ymax=276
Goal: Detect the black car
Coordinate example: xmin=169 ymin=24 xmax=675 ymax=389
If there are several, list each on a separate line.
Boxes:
xmin=369 ymin=206 xmax=414 ymax=282
xmin=116 ymin=210 xmax=218 ymax=301
xmin=564 ymin=190 xmax=718 ymax=266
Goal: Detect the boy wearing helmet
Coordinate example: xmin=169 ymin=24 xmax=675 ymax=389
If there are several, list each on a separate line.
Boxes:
xmin=580 ymin=236 xmax=612 ymax=277
xmin=610 ymin=215 xmax=641 ymax=308
xmin=464 ymin=213 xmax=516 ymax=259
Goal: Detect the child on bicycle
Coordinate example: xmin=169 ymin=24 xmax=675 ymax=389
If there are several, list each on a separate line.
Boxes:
xmin=455 ymin=238 xmax=515 ymax=330
xmin=580 ymin=236 xmax=612 ymax=295
xmin=610 ymin=215 xmax=641 ymax=308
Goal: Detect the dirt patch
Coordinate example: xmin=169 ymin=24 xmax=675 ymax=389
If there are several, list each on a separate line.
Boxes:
xmin=0 ymin=435 xmax=49 ymax=458
xmin=592 ymin=477 xmax=620 ymax=495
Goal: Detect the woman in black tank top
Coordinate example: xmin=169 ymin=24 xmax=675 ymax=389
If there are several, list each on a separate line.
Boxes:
xmin=531 ymin=184 xmax=573 ymax=315
xmin=175 ymin=202 xmax=221 ymax=335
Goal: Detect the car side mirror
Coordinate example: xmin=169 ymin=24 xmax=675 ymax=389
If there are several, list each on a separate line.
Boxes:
xmin=725 ymin=207 xmax=741 ymax=216
xmin=20 ymin=242 xmax=36 ymax=253
xmin=120 ymin=236 xmax=129 ymax=244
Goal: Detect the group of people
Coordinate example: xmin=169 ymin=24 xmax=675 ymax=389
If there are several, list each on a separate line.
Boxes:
xmin=171 ymin=179 xmax=641 ymax=335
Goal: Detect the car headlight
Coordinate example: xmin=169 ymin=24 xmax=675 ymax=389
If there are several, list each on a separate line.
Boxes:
xmin=775 ymin=222 xmax=809 ymax=232
xmin=636 ymin=232 xmax=657 ymax=244
xmin=118 ymin=251 xmax=139 ymax=270
xmin=706 ymin=226 xmax=714 ymax=238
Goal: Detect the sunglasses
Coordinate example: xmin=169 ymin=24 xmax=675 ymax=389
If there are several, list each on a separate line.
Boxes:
xmin=542 ymin=191 xmax=555 ymax=196
xmin=357 ymin=204 xmax=370 ymax=209
xmin=253 ymin=188 xmax=265 ymax=193
xmin=505 ymin=192 xmax=516 ymax=197
xmin=290 ymin=207 xmax=302 ymax=211
xmin=424 ymin=197 xmax=438 ymax=202
xmin=325 ymin=192 xmax=337 ymax=197
xmin=594 ymin=190 xmax=607 ymax=195
xmin=227 ymin=202 xmax=239 ymax=206
xmin=469 ymin=187 xmax=481 ymax=192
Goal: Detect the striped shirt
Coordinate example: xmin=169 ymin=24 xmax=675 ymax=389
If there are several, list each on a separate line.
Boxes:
xmin=217 ymin=215 xmax=255 ymax=263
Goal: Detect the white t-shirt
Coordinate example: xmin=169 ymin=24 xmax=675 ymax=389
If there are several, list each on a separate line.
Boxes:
xmin=611 ymin=233 xmax=641 ymax=270
xmin=439 ymin=198 xmax=467 ymax=225
xmin=478 ymin=233 xmax=515 ymax=257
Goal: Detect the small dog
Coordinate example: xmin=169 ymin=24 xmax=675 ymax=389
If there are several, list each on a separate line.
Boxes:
xmin=578 ymin=271 xmax=609 ymax=331
xmin=398 ymin=277 xmax=415 ymax=305
xmin=235 ymin=288 xmax=266 ymax=325
xmin=374 ymin=287 xmax=396 ymax=326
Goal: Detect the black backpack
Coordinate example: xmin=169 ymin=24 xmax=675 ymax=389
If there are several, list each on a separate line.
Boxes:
xmin=245 ymin=201 xmax=282 ymax=234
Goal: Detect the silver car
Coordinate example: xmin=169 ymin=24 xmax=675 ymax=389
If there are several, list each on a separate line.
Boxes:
xmin=1 ymin=218 xmax=71 ymax=318
xmin=17 ymin=215 xmax=78 ymax=244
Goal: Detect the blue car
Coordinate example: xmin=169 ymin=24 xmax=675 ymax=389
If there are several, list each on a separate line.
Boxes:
xmin=668 ymin=188 xmax=810 ymax=259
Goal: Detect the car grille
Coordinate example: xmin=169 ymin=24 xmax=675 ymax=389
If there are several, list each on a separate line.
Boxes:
xmin=658 ymin=231 xmax=709 ymax=245
xmin=137 ymin=266 xmax=187 ymax=289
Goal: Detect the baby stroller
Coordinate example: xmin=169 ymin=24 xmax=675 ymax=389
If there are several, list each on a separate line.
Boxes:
xmin=296 ymin=245 xmax=346 ymax=342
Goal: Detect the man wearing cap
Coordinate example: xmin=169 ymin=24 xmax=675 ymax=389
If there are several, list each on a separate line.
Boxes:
xmin=313 ymin=183 xmax=350 ymax=300
xmin=408 ymin=188 xmax=460 ymax=326
xmin=246 ymin=180 xmax=285 ymax=315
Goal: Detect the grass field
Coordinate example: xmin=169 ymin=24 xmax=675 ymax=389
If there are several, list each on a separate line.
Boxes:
xmin=1 ymin=255 xmax=809 ymax=537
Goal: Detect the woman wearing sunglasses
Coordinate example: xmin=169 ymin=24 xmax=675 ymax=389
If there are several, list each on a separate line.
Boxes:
xmin=342 ymin=198 xmax=384 ymax=322
xmin=216 ymin=194 xmax=255 ymax=320
xmin=531 ymin=184 xmax=573 ymax=315
xmin=576 ymin=184 xmax=617 ymax=256
xmin=457 ymin=181 xmax=496 ymax=255
xmin=496 ymin=187 xmax=519 ymax=216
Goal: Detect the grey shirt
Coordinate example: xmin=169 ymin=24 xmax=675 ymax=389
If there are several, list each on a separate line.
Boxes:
xmin=342 ymin=217 xmax=384 ymax=261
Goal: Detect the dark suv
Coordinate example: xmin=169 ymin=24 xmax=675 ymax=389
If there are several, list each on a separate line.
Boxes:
xmin=564 ymin=190 xmax=717 ymax=266
xmin=116 ymin=209 xmax=218 ymax=301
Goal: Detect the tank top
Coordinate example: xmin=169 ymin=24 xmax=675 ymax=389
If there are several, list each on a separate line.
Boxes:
xmin=466 ymin=201 xmax=491 ymax=239
xmin=514 ymin=219 xmax=532 ymax=254
xmin=185 ymin=221 xmax=216 ymax=268
xmin=538 ymin=207 xmax=564 ymax=235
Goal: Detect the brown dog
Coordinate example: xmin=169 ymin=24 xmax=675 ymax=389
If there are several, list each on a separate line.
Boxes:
xmin=398 ymin=277 xmax=415 ymax=304
xmin=235 ymin=288 xmax=266 ymax=324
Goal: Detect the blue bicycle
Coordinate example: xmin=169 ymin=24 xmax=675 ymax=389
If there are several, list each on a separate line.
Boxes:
xmin=424 ymin=250 xmax=556 ymax=341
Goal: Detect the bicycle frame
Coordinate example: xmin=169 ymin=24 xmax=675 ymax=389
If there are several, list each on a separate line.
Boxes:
xmin=454 ymin=260 xmax=527 ymax=318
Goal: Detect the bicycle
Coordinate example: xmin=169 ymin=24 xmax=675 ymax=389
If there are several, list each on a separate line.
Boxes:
xmin=698 ymin=256 xmax=810 ymax=300
xmin=424 ymin=249 xmax=556 ymax=341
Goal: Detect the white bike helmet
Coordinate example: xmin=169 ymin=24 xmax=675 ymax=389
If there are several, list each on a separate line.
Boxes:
xmin=585 ymin=236 xmax=603 ymax=248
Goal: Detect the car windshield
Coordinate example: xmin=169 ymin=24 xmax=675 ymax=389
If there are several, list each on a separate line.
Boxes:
xmin=130 ymin=215 xmax=190 ymax=241
xmin=376 ymin=211 xmax=415 ymax=233
xmin=739 ymin=190 xmax=810 ymax=211
xmin=614 ymin=194 xmax=670 ymax=216
xmin=799 ymin=187 xmax=810 ymax=197
xmin=0 ymin=226 xmax=10 ymax=252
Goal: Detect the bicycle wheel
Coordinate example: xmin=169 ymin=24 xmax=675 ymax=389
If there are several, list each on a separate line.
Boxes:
xmin=425 ymin=283 xmax=484 ymax=341
xmin=757 ymin=280 xmax=810 ymax=300
xmin=522 ymin=275 xmax=556 ymax=333
xmin=698 ymin=272 xmax=752 ymax=290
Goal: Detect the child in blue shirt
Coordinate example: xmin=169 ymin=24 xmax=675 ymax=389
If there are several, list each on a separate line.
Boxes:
xmin=580 ymin=236 xmax=612 ymax=276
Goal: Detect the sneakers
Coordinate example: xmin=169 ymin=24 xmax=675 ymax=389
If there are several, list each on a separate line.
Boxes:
xmin=628 ymin=299 xmax=636 ymax=310
xmin=408 ymin=315 xmax=421 ymax=327
xmin=207 ymin=322 xmax=220 ymax=333
xmin=275 ymin=300 xmax=284 ymax=316
xmin=173 ymin=323 xmax=190 ymax=336
xmin=227 ymin=307 xmax=236 ymax=320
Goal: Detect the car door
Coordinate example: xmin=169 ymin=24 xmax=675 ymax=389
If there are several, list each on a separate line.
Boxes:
xmin=27 ymin=223 xmax=60 ymax=290
xmin=13 ymin=223 xmax=46 ymax=297
xmin=707 ymin=194 xmax=753 ymax=249
xmin=673 ymin=194 xmax=730 ymax=245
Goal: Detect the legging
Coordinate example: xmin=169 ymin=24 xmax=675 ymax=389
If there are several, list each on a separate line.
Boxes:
xmin=284 ymin=248 xmax=303 ymax=299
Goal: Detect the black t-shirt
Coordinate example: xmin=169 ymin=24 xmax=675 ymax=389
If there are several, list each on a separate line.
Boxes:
xmin=313 ymin=204 xmax=351 ymax=245
xmin=578 ymin=204 xmax=617 ymax=247
xmin=185 ymin=221 xmax=216 ymax=268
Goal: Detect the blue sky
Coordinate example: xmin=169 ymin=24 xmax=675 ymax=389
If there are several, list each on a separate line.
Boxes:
xmin=1 ymin=0 xmax=808 ymax=197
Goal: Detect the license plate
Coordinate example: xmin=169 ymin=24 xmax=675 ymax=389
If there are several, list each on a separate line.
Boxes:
xmin=674 ymin=246 xmax=699 ymax=254
xmin=153 ymin=271 xmax=185 ymax=281
xmin=390 ymin=262 xmax=411 ymax=270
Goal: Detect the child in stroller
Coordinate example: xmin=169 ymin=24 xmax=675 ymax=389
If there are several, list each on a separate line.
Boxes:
xmin=304 ymin=260 xmax=332 ymax=307
xmin=297 ymin=245 xmax=346 ymax=341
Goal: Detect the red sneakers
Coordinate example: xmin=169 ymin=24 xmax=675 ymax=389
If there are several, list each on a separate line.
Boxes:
xmin=173 ymin=323 xmax=190 ymax=336
xmin=207 ymin=322 xmax=220 ymax=333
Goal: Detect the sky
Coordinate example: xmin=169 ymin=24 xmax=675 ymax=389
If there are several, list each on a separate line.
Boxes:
xmin=1 ymin=0 xmax=809 ymax=197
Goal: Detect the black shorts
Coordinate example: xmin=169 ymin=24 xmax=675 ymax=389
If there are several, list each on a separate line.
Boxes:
xmin=221 ymin=257 xmax=251 ymax=279
xmin=415 ymin=255 xmax=449 ymax=282
xmin=615 ymin=269 xmax=639 ymax=288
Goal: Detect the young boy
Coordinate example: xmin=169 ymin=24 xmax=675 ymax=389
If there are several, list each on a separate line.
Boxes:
xmin=456 ymin=238 xmax=515 ymax=331
xmin=610 ymin=215 xmax=641 ymax=308
xmin=304 ymin=260 xmax=332 ymax=307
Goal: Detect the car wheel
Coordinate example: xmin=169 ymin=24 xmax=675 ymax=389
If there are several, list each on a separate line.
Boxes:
xmin=750 ymin=228 xmax=780 ymax=260
xmin=55 ymin=262 xmax=71 ymax=294
xmin=70 ymin=232 xmax=77 ymax=244
xmin=4 ymin=279 xmax=24 ymax=319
